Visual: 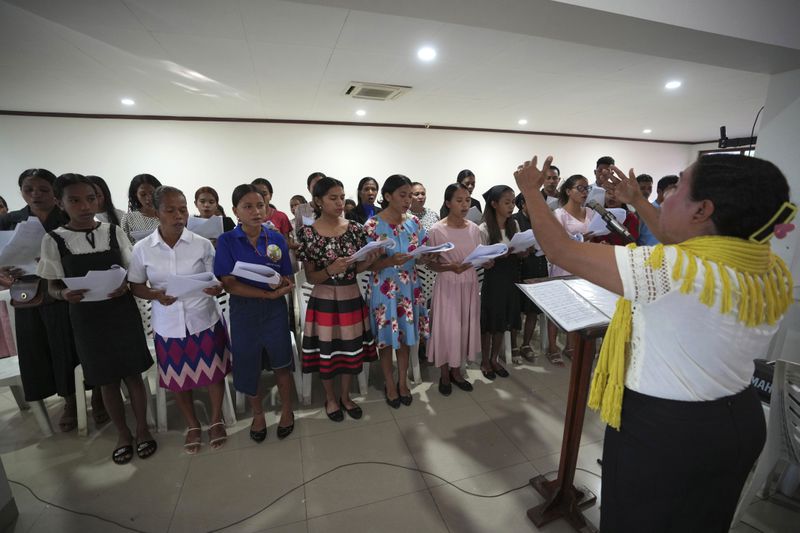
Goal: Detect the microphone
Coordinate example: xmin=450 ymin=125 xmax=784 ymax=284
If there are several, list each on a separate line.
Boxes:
xmin=586 ymin=200 xmax=635 ymax=243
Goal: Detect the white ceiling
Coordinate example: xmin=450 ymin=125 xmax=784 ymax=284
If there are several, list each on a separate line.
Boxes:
xmin=1 ymin=0 xmax=797 ymax=142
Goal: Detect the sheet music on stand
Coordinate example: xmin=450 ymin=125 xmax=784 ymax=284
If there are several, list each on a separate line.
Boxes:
xmin=517 ymin=278 xmax=619 ymax=332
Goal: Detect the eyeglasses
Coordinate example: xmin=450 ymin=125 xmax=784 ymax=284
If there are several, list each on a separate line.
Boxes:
xmin=572 ymin=185 xmax=591 ymax=193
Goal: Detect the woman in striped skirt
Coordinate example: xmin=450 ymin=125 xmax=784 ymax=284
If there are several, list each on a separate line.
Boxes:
xmin=297 ymin=177 xmax=379 ymax=422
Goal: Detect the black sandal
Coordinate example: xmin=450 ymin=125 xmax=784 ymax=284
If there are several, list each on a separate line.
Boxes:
xmin=492 ymin=363 xmax=510 ymax=378
xmin=396 ymin=382 xmax=412 ymax=406
xmin=277 ymin=413 xmax=295 ymax=440
xmin=112 ymin=444 xmax=133 ymax=465
xmin=481 ymin=368 xmax=496 ymax=380
xmin=136 ymin=439 xmax=158 ymax=459
xmin=326 ymin=400 xmax=344 ymax=423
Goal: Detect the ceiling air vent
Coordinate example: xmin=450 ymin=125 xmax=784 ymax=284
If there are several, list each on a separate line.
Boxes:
xmin=345 ymin=82 xmax=411 ymax=101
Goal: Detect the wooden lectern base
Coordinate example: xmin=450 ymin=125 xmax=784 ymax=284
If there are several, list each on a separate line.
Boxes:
xmin=526 ymin=328 xmax=605 ymax=533
xmin=527 ymin=475 xmax=597 ymax=532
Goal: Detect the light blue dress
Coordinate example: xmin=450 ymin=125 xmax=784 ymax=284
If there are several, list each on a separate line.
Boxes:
xmin=363 ymin=214 xmax=430 ymax=350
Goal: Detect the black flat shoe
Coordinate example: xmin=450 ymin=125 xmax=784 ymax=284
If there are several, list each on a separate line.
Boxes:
xmin=326 ymin=403 xmax=344 ymax=423
xmin=450 ymin=370 xmax=474 ymax=391
xmin=277 ymin=414 xmax=295 ymax=440
xmin=384 ymin=386 xmax=401 ymax=409
xmin=438 ymin=379 xmax=452 ymax=396
xmin=493 ymin=365 xmax=510 ymax=378
xmin=481 ymin=368 xmax=496 ymax=380
xmin=136 ymin=439 xmax=158 ymax=459
xmin=340 ymin=399 xmax=363 ymax=420
xmin=397 ymin=382 xmax=412 ymax=406
xmin=250 ymin=416 xmax=267 ymax=443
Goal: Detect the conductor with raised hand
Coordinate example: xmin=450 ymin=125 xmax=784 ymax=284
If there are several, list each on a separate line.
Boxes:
xmin=514 ymin=153 xmax=795 ymax=532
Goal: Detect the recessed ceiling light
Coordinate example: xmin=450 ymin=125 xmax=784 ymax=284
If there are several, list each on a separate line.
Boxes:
xmin=355 ymin=109 xmax=366 ymax=117
xmin=642 ymin=128 xmax=652 ymax=134
xmin=518 ymin=119 xmax=528 ymax=126
xmin=120 ymin=98 xmax=135 ymax=106
xmin=664 ymin=80 xmax=682 ymax=90
xmin=417 ymin=46 xmax=437 ymax=62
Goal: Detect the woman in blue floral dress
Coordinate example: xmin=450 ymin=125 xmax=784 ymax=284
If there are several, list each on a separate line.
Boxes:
xmin=363 ymin=175 xmax=430 ymax=409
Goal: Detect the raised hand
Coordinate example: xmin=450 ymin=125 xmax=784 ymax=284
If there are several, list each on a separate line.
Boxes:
xmin=513 ymin=155 xmax=553 ymax=193
xmin=608 ymin=166 xmax=643 ymax=205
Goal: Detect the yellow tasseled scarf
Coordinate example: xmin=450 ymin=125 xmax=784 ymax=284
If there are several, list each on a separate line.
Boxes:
xmin=587 ymin=235 xmax=793 ymax=430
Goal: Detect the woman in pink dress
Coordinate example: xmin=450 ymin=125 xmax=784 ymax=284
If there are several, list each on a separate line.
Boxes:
xmin=426 ymin=183 xmax=481 ymax=396
xmin=547 ymin=174 xmax=597 ymax=364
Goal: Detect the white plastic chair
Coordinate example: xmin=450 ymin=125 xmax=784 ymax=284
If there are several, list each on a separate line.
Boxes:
xmin=731 ymin=359 xmax=800 ymax=526
xmin=0 ymin=291 xmax=54 ymax=436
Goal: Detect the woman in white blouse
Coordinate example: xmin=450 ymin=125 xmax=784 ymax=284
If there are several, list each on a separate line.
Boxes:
xmin=129 ymin=186 xmax=231 ymax=454
xmin=514 ymin=153 xmax=794 ymax=532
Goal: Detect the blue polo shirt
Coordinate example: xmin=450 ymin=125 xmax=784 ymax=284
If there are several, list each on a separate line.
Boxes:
xmin=636 ymin=200 xmax=660 ymax=246
xmin=214 ymin=224 xmax=292 ymax=290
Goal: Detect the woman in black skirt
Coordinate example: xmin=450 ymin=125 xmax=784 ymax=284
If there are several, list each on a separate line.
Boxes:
xmin=0 ymin=169 xmax=108 ymax=431
xmin=514 ymin=153 xmax=793 ymax=532
xmin=37 ymin=174 xmax=155 ymax=465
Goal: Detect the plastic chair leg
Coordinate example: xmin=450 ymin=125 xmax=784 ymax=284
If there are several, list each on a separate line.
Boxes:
xmin=539 ymin=314 xmax=548 ymax=354
xmin=235 ymin=389 xmax=246 ymax=414
xmin=74 ymin=365 xmax=88 ymax=437
xmin=10 ymin=384 xmax=29 ymax=410
xmin=409 ymin=344 xmax=422 ymax=383
xmin=222 ymin=379 xmax=237 ymax=426
xmin=357 ymin=364 xmax=369 ymax=396
xmin=155 ymin=382 xmax=167 ymax=433
xmin=31 ymin=400 xmax=54 ymax=437
xmin=290 ymin=333 xmax=305 ymax=404
xmin=142 ymin=373 xmax=156 ymax=430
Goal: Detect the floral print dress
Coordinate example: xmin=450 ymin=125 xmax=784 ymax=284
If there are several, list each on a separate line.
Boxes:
xmin=363 ymin=214 xmax=430 ymax=350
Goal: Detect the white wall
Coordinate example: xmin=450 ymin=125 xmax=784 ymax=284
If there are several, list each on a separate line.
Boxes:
xmin=0 ymin=116 xmax=692 ymax=214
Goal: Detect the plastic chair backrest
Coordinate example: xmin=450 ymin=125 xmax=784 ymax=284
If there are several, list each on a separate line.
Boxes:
xmin=777 ymin=359 xmax=800 ymax=464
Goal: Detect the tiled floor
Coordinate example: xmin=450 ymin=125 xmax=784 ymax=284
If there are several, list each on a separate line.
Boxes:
xmin=1 ymin=351 xmax=797 ymax=533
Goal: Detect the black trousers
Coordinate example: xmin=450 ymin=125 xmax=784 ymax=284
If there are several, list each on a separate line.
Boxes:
xmin=600 ymin=386 xmax=765 ymax=533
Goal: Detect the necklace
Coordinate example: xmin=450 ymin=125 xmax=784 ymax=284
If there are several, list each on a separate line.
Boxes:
xmin=247 ymin=226 xmax=267 ymax=256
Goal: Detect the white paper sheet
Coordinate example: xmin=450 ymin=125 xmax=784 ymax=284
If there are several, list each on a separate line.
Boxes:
xmin=0 ymin=217 xmax=46 ymax=273
xmin=63 ymin=265 xmax=128 ymax=302
xmin=546 ymin=196 xmax=560 ymax=211
xmin=164 ymin=272 xmax=220 ymax=299
xmin=465 ymin=206 xmax=482 ymax=223
xmin=231 ymin=261 xmax=281 ymax=285
xmin=347 ymin=239 xmax=396 ymax=263
xmin=517 ymin=280 xmax=611 ymax=332
xmin=408 ymin=242 xmax=454 ymax=257
xmin=563 ymin=278 xmax=619 ymax=318
xmin=584 ymin=185 xmax=606 ymax=208
xmin=508 ymin=229 xmax=538 ymax=254
xmin=586 ymin=208 xmax=627 ymax=237
xmin=462 ymin=243 xmax=508 ymax=267
xmin=295 ymin=204 xmax=316 ymax=230
xmin=130 ymin=229 xmax=155 ymax=242
xmin=187 ymin=216 xmax=224 ymax=239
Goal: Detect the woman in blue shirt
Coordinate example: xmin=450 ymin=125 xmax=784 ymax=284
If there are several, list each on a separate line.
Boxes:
xmin=214 ymin=184 xmax=296 ymax=442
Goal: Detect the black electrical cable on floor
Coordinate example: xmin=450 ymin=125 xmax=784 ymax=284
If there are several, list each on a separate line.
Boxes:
xmin=9 ymin=462 xmax=601 ymax=533
xmin=9 ymin=463 xmax=769 ymax=533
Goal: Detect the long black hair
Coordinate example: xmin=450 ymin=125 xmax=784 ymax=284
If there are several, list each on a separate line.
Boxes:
xmin=18 ymin=168 xmax=57 ymax=187
xmin=231 ymin=184 xmax=262 ymax=207
xmin=128 ymin=173 xmax=162 ymax=211
xmin=379 ymin=174 xmax=412 ymax=209
xmin=86 ymin=175 xmax=121 ymax=226
xmin=482 ymin=185 xmax=517 ymax=245
xmin=54 ymin=173 xmax=93 ymax=199
xmin=691 ymin=154 xmax=790 ymax=240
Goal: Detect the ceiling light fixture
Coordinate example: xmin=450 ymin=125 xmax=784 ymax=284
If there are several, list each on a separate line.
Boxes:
xmin=120 ymin=98 xmax=135 ymax=106
xmin=664 ymin=80 xmax=682 ymax=90
xmin=417 ymin=46 xmax=437 ymax=62
xmin=518 ymin=119 xmax=528 ymax=126
xmin=355 ymin=109 xmax=366 ymax=117
xmin=642 ymin=128 xmax=652 ymax=134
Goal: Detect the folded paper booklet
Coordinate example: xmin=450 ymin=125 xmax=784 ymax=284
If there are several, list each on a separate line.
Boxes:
xmin=63 ymin=265 xmax=128 ymax=302
xmin=508 ymin=229 xmax=537 ymax=254
xmin=164 ymin=272 xmax=220 ymax=299
xmin=586 ymin=208 xmax=627 ymax=237
xmin=584 ymin=185 xmax=605 ymax=209
xmin=187 ymin=216 xmax=224 ymax=239
xmin=408 ymin=242 xmax=454 ymax=257
xmin=231 ymin=261 xmax=281 ymax=285
xmin=517 ymin=278 xmax=618 ymax=332
xmin=462 ymin=243 xmax=508 ymax=267
xmin=0 ymin=217 xmax=46 ymax=273
xmin=347 ymin=239 xmax=396 ymax=263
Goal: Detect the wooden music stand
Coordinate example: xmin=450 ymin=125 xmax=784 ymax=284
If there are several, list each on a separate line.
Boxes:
xmin=520 ymin=278 xmax=609 ymax=532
